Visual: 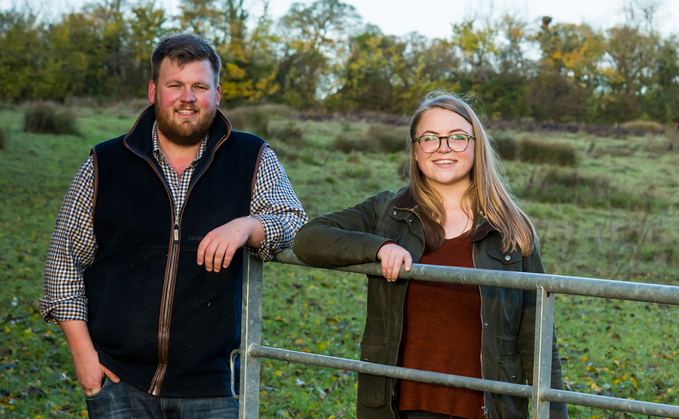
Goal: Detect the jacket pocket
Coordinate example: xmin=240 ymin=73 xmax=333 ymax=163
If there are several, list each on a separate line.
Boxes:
xmin=498 ymin=354 xmax=522 ymax=383
xmin=357 ymin=343 xmax=388 ymax=408
xmin=486 ymin=249 xmax=523 ymax=271
xmin=497 ymin=355 xmax=529 ymax=419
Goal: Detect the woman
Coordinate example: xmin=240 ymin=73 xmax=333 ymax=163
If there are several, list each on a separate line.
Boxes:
xmin=293 ymin=92 xmax=567 ymax=419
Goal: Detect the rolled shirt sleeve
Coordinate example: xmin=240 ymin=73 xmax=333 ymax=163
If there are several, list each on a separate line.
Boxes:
xmin=40 ymin=156 xmax=98 ymax=324
xmin=247 ymin=147 xmax=307 ymax=261
xmin=40 ymin=146 xmax=307 ymax=324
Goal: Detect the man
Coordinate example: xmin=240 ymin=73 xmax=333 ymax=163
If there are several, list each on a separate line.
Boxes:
xmin=40 ymin=33 xmax=307 ymax=418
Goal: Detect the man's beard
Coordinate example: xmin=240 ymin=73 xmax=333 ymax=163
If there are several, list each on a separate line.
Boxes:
xmin=154 ymin=102 xmax=216 ymax=147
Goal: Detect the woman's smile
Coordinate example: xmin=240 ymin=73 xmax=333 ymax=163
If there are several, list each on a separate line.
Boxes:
xmin=414 ymin=107 xmax=475 ymax=191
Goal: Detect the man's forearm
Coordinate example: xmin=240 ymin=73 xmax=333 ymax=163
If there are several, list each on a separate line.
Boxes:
xmin=245 ymin=216 xmax=265 ymax=248
xmin=58 ymin=320 xmax=120 ymax=394
xmin=59 ymin=320 xmax=97 ymax=360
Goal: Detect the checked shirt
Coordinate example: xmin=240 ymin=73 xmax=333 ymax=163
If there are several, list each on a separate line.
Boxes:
xmin=41 ymin=123 xmax=307 ymax=324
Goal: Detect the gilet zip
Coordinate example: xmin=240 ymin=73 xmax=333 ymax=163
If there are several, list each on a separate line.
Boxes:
xmin=126 ymin=135 xmax=229 ymax=396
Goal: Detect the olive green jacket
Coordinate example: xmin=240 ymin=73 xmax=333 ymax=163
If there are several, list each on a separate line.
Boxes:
xmin=293 ymin=188 xmax=568 ymax=419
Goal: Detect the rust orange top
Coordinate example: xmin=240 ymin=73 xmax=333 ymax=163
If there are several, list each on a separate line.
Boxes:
xmin=398 ymin=232 xmax=484 ymax=419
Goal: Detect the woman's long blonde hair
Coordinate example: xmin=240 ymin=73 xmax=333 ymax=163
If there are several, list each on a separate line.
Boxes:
xmin=408 ymin=91 xmax=536 ymax=256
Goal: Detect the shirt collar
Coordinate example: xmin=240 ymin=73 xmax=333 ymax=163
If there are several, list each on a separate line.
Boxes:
xmin=151 ymin=121 xmax=209 ymax=164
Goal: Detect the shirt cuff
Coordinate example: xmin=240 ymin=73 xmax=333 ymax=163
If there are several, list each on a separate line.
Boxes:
xmin=39 ymin=296 xmax=88 ymax=324
xmin=245 ymin=214 xmax=294 ymax=262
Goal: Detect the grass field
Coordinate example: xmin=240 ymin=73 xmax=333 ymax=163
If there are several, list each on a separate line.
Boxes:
xmin=1 ymin=104 xmax=678 ymax=418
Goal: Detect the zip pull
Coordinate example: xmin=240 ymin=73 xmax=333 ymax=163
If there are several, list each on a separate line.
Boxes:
xmin=173 ymin=225 xmax=179 ymax=243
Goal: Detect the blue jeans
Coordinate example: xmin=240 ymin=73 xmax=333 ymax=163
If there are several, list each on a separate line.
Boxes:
xmin=85 ymin=377 xmax=239 ymax=419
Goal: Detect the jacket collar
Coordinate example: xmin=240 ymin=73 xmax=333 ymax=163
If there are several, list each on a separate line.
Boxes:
xmin=393 ymin=186 xmax=416 ymax=210
xmin=471 ymin=215 xmax=496 ymax=243
xmin=123 ymin=106 xmax=232 ymax=158
xmin=392 ymin=186 xmax=497 ymax=243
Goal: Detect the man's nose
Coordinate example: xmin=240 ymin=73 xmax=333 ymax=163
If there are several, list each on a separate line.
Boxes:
xmin=180 ymin=86 xmax=196 ymax=102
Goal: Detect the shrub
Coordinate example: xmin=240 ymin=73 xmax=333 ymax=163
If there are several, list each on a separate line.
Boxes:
xmin=94 ymin=98 xmax=151 ymax=119
xmin=366 ymin=124 xmax=407 ymax=153
xmin=224 ymin=106 xmax=269 ymax=137
xmin=519 ymin=139 xmax=577 ymax=167
xmin=64 ymin=96 xmax=99 ymax=108
xmin=121 ymin=98 xmax=152 ymax=114
xmin=23 ymin=102 xmax=80 ymax=136
xmin=256 ymin=104 xmax=293 ymax=118
xmin=0 ymin=127 xmax=8 ymax=150
xmin=346 ymin=154 xmax=361 ymax=164
xmin=517 ymin=168 xmax=668 ymax=212
xmin=342 ymin=166 xmax=370 ymax=179
xmin=273 ymin=123 xmax=304 ymax=147
xmin=299 ymin=150 xmax=324 ymax=166
xmin=621 ymin=120 xmax=665 ymax=135
xmin=666 ymin=129 xmax=679 ymax=152
xmin=492 ymin=135 xmax=517 ymax=160
xmin=331 ymin=132 xmax=375 ymax=153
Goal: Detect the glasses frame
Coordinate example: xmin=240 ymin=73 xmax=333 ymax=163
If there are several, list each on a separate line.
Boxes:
xmin=411 ymin=133 xmax=475 ymax=154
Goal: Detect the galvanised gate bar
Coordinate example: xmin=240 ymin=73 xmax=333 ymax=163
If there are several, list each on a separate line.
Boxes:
xmin=233 ymin=249 xmax=679 ymax=418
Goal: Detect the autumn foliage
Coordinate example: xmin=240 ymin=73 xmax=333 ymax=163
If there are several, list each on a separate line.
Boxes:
xmin=1 ymin=0 xmax=678 ymax=124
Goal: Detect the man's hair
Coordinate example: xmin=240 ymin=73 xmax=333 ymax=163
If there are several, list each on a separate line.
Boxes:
xmin=151 ymin=33 xmax=221 ymax=87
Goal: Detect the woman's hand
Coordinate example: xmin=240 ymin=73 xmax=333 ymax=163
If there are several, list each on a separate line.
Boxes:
xmin=377 ymin=243 xmax=412 ymax=282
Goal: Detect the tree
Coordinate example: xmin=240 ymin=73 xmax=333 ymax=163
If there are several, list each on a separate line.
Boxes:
xmin=451 ymin=18 xmax=498 ymax=76
xmin=0 ymin=7 xmax=44 ymax=101
xmin=640 ymin=36 xmax=679 ymax=122
xmin=498 ymin=14 xmax=529 ymax=75
xmin=531 ymin=21 xmax=604 ymax=122
xmin=277 ymin=0 xmax=360 ymax=109
xmin=129 ymin=1 xmax=168 ymax=94
xmin=178 ymin=0 xmax=219 ymax=42
xmin=219 ymin=1 xmax=279 ymax=104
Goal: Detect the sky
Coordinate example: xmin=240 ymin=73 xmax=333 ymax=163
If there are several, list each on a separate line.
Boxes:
xmin=1 ymin=0 xmax=677 ymax=39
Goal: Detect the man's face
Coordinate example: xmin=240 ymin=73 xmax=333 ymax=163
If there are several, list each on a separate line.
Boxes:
xmin=148 ymin=57 xmax=221 ymax=147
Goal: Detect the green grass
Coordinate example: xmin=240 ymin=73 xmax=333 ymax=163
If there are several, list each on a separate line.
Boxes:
xmin=2 ymin=106 xmax=679 ymax=417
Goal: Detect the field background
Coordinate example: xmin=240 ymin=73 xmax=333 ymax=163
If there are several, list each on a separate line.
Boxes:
xmin=1 ymin=103 xmax=679 ymax=418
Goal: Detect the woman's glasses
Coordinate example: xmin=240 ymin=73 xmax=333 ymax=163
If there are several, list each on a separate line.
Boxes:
xmin=412 ymin=134 xmax=475 ymax=153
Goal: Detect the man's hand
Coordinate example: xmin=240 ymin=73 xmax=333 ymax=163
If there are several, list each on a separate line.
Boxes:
xmin=58 ymin=320 xmax=120 ymax=396
xmin=197 ymin=217 xmax=265 ymax=272
xmin=377 ymin=243 xmax=412 ymax=282
xmin=73 ymin=346 xmax=120 ymax=396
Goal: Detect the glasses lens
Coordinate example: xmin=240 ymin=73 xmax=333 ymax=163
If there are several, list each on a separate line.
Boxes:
xmin=420 ymin=135 xmax=440 ymax=153
xmin=448 ymin=135 xmax=468 ymax=151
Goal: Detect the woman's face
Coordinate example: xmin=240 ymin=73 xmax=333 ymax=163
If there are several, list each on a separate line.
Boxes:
xmin=414 ymin=107 xmax=475 ymax=191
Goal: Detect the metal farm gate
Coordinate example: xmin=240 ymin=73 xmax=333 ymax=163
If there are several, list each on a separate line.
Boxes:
xmin=231 ymin=249 xmax=679 ymax=418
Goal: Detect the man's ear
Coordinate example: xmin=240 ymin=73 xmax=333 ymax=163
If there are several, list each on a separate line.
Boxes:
xmin=148 ymin=80 xmax=156 ymax=105
xmin=215 ymin=85 xmax=221 ymax=106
